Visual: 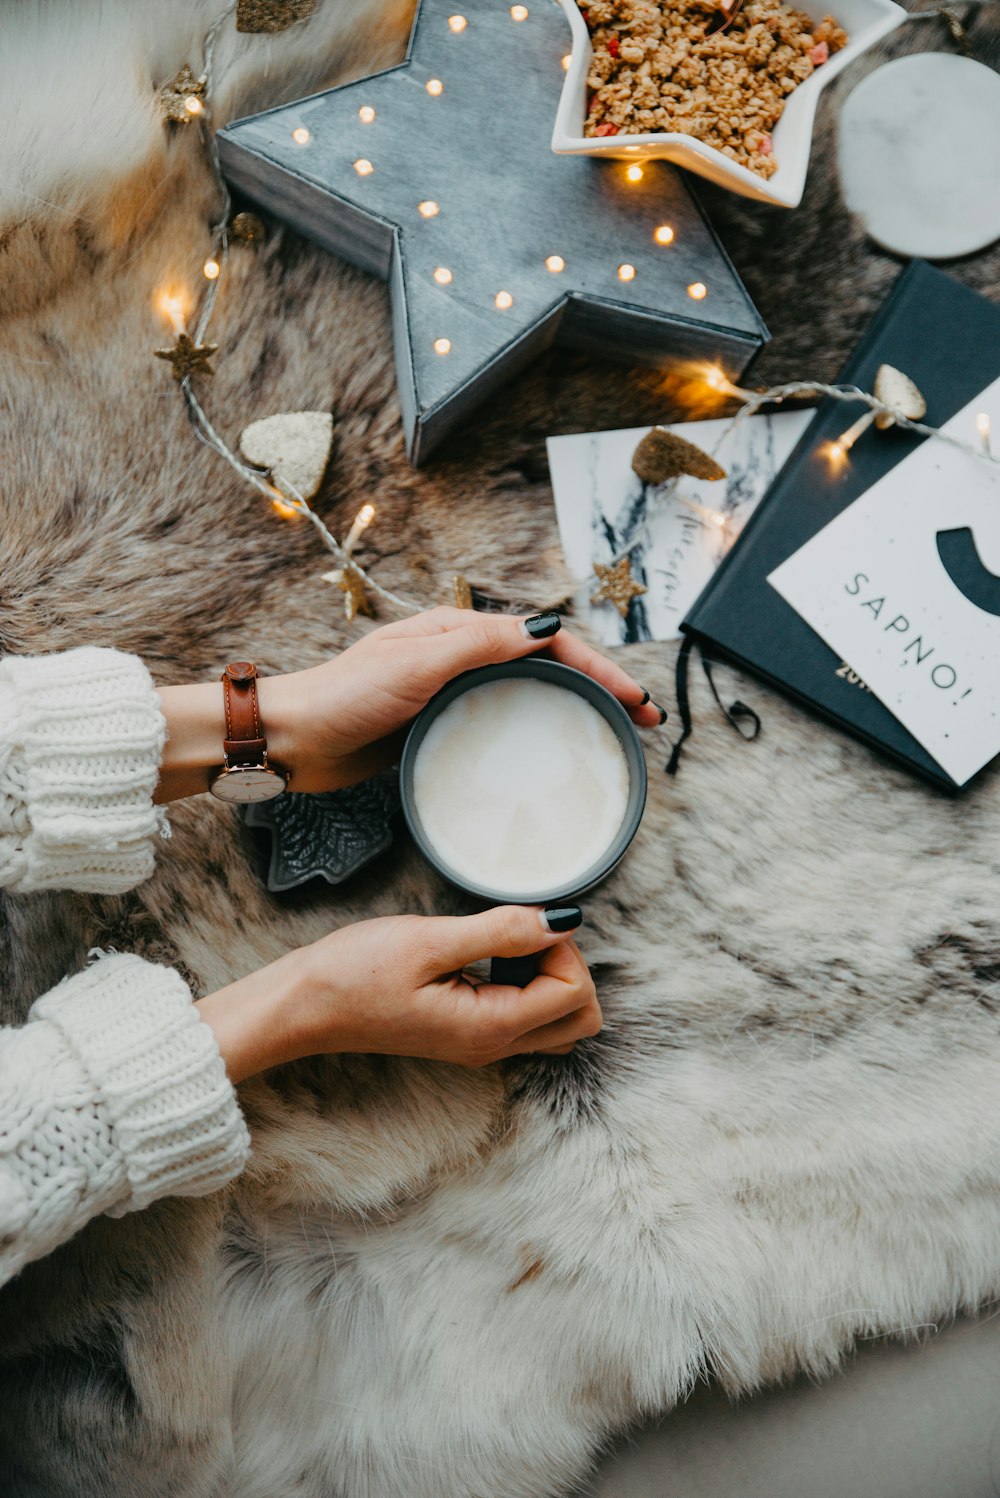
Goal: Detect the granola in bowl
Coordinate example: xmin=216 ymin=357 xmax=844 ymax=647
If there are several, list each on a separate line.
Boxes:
xmin=582 ymin=0 xmax=847 ymax=178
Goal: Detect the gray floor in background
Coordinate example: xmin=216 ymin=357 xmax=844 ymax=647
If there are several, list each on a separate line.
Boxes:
xmin=579 ymin=1317 xmax=1000 ymax=1498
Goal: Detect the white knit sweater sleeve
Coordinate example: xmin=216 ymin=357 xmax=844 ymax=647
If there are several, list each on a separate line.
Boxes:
xmin=0 ymin=953 xmax=251 ymax=1287
xmin=0 ymin=646 xmax=166 ymax=894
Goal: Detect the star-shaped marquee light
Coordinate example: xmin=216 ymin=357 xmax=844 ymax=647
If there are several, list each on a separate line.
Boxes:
xmin=219 ymin=0 xmax=767 ymax=464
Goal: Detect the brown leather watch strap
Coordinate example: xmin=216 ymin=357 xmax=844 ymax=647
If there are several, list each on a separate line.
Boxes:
xmin=221 ymin=662 xmax=268 ymax=767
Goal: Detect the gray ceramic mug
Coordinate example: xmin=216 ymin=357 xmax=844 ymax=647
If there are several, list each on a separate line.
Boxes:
xmin=399 ymin=658 xmax=648 ymax=986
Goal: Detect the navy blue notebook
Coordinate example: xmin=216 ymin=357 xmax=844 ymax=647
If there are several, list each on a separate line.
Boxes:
xmin=682 ymin=262 xmax=1000 ymax=791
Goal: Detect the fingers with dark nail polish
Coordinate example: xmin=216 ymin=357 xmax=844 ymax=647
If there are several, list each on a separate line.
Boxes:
xmin=521 ymin=612 xmax=562 ymax=641
xmin=539 ymin=904 xmax=583 ymax=933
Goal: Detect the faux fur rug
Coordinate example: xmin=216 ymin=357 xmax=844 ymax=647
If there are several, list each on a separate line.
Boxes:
xmin=4 ymin=3 xmax=1000 ymax=1496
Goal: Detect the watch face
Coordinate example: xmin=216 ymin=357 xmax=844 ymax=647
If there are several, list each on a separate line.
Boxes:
xmin=210 ymin=766 xmax=287 ymax=804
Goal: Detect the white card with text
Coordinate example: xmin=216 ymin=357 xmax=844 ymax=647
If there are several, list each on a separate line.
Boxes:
xmin=768 ymin=376 xmax=1000 ymax=785
xmin=547 ymin=411 xmax=813 ymax=647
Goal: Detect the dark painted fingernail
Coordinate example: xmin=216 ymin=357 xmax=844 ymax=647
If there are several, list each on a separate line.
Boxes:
xmin=522 ymin=612 xmax=562 ymax=640
xmin=638 ymin=689 xmax=651 ymax=705
xmin=540 ymin=904 xmax=583 ymax=933
xmin=656 ymin=704 xmax=668 ymax=725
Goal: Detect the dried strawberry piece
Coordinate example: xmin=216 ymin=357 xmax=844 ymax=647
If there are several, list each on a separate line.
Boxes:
xmin=759 ymin=133 xmax=773 ymax=154
xmin=595 ymin=122 xmax=620 ymax=135
xmin=808 ymin=40 xmax=829 ymax=64
xmin=608 ymin=35 xmax=620 ymax=55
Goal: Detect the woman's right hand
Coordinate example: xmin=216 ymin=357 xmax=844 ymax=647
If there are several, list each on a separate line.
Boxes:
xmin=196 ymin=906 xmax=602 ymax=1083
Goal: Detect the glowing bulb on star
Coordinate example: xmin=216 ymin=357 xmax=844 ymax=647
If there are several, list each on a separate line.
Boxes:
xmin=494 ymin=290 xmax=514 ymax=309
xmin=545 ymin=254 xmax=565 ymax=273
xmin=292 ymin=127 xmax=310 ymax=145
xmin=448 ymin=14 xmax=467 ymax=30
xmin=419 ymin=200 xmax=440 ymax=218
xmin=354 ymin=158 xmax=374 ymax=176
xmin=625 ymin=165 xmax=643 ymax=183
xmin=184 ymin=96 xmax=204 ymax=116
xmin=426 ymin=78 xmax=444 ymax=95
xmin=654 ymin=225 xmax=674 ymax=245
xmin=976 ymin=411 xmax=992 ymax=453
xmin=687 ymin=282 xmax=707 ymax=300
xmin=203 ymin=259 xmax=220 ymax=280
xmin=358 ymin=105 xmax=376 ymax=123
xmin=433 ymin=266 xmax=453 ymax=285
xmin=434 ymin=337 xmax=452 ymax=355
xmin=618 ymin=263 xmax=636 ymax=282
xmin=562 ymin=53 xmax=572 ymax=69
xmin=510 ymin=4 xmax=528 ymax=17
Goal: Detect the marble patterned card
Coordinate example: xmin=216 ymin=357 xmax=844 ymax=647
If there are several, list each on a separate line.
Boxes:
xmin=547 ymin=411 xmax=813 ymax=647
xmin=769 ymin=376 xmax=1000 ymax=786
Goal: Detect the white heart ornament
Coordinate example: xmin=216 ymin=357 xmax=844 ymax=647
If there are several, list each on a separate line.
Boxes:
xmin=239 ymin=411 xmax=334 ymax=500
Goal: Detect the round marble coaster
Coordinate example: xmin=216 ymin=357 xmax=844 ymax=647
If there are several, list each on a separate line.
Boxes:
xmin=838 ymin=54 xmax=1000 ymax=260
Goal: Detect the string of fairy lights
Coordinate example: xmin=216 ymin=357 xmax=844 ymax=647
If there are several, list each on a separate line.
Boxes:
xmin=153 ymin=0 xmax=999 ymax=629
xmin=609 ymin=367 xmax=999 ymax=566
xmin=155 ymin=4 xmax=421 ymax=621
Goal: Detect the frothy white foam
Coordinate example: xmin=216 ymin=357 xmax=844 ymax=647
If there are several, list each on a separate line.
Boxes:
xmin=412 ymin=677 xmax=631 ymax=896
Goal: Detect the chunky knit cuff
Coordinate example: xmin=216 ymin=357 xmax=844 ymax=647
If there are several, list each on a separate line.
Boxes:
xmin=31 ymin=954 xmax=250 ymax=1215
xmin=0 ymin=647 xmax=167 ymax=893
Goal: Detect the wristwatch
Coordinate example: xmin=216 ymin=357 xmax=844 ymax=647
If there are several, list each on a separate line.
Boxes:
xmin=208 ymin=662 xmax=289 ymax=804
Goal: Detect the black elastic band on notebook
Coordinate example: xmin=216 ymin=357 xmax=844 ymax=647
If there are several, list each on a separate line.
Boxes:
xmin=665 ymin=638 xmax=761 ymax=776
xmin=665 ymin=635 xmax=694 ymax=776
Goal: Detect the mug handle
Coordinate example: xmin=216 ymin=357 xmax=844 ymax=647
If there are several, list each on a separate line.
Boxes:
xmin=490 ymin=954 xmax=538 ymax=988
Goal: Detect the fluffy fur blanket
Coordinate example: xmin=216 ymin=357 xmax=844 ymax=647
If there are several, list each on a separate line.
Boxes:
xmin=4 ymin=3 xmax=1000 ymax=1495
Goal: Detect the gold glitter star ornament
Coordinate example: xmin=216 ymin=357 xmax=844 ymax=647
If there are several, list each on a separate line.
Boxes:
xmin=453 ymin=575 xmax=474 ymax=609
xmin=591 ymin=558 xmax=647 ymax=618
xmin=154 ymin=333 xmax=218 ymax=383
xmin=158 ymin=64 xmax=207 ymax=124
xmin=337 ymin=569 xmax=374 ymax=623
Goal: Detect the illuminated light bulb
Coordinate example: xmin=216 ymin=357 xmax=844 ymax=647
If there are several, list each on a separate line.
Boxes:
xmin=510 ymin=4 xmax=529 ymax=17
xmin=343 ymin=502 xmax=376 ymax=554
xmin=976 ymin=411 xmax=992 ymax=453
xmin=618 ymin=263 xmax=636 ymax=282
xmin=687 ymin=281 xmax=708 ymax=300
xmin=184 ymin=95 xmax=204 ymax=116
xmin=292 ymin=127 xmax=311 ymax=145
xmin=358 ymin=104 xmax=376 ymax=123
xmin=267 ymin=483 xmax=299 ymax=519
xmin=494 ymin=290 xmax=514 ymax=309
xmin=434 ymin=337 xmax=452 ymax=354
xmin=562 ymin=53 xmax=572 ymax=69
xmin=203 ymin=258 xmax=220 ymax=280
xmin=354 ymin=158 xmax=374 ymax=176
xmin=426 ymin=78 xmax=444 ymax=95
xmin=418 ymin=199 xmax=441 ymax=217
xmin=654 ymin=224 xmax=674 ymax=245
xmin=545 ymin=254 xmax=565 ymax=272
xmin=448 ymin=13 xmax=467 ymax=30
xmin=626 ymin=164 xmax=643 ymax=183
xmin=433 ymin=266 xmax=453 ymax=285
xmin=157 ymin=291 xmax=187 ymax=334
xmin=825 ymin=439 xmax=847 ymax=468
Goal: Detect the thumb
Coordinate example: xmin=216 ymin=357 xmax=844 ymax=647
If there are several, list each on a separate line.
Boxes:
xmin=418 ymin=904 xmax=582 ymax=975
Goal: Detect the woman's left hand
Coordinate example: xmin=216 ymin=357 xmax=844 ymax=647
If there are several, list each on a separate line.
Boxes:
xmin=259 ymin=607 xmax=666 ymax=793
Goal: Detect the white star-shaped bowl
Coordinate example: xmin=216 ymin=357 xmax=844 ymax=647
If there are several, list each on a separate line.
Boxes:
xmin=551 ymin=0 xmax=904 ymax=208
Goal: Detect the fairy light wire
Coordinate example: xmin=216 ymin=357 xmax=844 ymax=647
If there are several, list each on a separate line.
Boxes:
xmin=610 ymin=377 xmax=1000 ymax=566
xmin=163 ymin=3 xmax=420 ymax=616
